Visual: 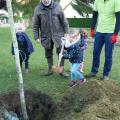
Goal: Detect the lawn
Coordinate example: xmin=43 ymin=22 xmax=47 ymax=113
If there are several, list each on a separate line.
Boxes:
xmin=0 ymin=27 xmax=120 ymax=102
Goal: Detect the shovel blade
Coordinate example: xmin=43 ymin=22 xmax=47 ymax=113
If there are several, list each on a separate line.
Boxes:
xmin=52 ymin=65 xmax=63 ymax=73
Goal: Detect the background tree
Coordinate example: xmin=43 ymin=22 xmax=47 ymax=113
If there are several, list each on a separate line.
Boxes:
xmin=71 ymin=0 xmax=94 ymax=17
xmin=12 ymin=0 xmax=60 ymax=19
xmin=10 ymin=0 xmax=60 ymax=23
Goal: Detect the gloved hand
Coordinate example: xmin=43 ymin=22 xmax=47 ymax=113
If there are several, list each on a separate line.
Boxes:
xmin=90 ymin=29 xmax=95 ymax=38
xmin=110 ymin=34 xmax=118 ymax=44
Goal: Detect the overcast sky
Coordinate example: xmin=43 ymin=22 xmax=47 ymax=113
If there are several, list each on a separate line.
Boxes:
xmin=59 ymin=0 xmax=81 ymax=18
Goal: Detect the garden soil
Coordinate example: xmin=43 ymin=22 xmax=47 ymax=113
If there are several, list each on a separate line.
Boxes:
xmin=0 ymin=80 xmax=120 ymax=120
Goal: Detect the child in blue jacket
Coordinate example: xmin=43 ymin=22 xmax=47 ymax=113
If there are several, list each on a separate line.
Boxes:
xmin=63 ymin=29 xmax=87 ymax=88
xmin=12 ymin=23 xmax=34 ymax=73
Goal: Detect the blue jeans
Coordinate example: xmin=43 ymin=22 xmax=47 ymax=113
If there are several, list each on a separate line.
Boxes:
xmin=70 ymin=63 xmax=84 ymax=81
xmin=91 ymin=32 xmax=114 ymax=76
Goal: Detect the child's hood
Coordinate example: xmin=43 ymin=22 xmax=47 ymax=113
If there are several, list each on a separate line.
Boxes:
xmin=66 ymin=39 xmax=81 ymax=50
xmin=65 ymin=37 xmax=80 ymax=48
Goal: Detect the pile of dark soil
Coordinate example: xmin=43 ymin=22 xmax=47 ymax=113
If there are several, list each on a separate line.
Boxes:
xmin=51 ymin=80 xmax=120 ymax=120
xmin=0 ymin=90 xmax=54 ymax=120
xmin=0 ymin=80 xmax=120 ymax=120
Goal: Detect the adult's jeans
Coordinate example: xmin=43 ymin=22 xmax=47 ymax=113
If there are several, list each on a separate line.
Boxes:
xmin=91 ymin=32 xmax=114 ymax=76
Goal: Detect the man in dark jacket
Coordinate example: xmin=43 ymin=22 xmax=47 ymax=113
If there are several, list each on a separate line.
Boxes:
xmin=33 ymin=0 xmax=69 ymax=77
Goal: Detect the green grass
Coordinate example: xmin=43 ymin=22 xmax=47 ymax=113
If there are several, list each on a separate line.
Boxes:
xmin=0 ymin=28 xmax=120 ymax=102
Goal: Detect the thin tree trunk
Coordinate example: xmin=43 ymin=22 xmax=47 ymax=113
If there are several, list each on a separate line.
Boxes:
xmin=6 ymin=0 xmax=29 ymax=120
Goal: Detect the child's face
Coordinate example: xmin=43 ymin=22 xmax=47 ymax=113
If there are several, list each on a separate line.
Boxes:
xmin=69 ymin=33 xmax=80 ymax=42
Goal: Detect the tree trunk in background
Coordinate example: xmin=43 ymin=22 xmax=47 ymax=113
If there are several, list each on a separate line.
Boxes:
xmin=6 ymin=0 xmax=29 ymax=120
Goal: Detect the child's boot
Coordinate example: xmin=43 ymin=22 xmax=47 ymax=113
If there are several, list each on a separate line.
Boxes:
xmin=80 ymin=78 xmax=86 ymax=85
xmin=68 ymin=81 xmax=77 ymax=88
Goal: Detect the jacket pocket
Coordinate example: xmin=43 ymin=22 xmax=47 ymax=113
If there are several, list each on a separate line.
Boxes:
xmin=41 ymin=32 xmax=51 ymax=48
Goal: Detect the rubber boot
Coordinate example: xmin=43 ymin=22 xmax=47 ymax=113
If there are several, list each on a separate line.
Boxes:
xmin=45 ymin=57 xmax=53 ymax=76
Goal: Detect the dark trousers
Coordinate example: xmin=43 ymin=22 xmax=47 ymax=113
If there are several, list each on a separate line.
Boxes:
xmin=20 ymin=53 xmax=29 ymax=69
xmin=91 ymin=32 xmax=114 ymax=76
xmin=45 ymin=41 xmax=64 ymax=70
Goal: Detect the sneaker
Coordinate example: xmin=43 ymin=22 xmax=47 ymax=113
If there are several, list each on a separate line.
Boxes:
xmin=85 ymin=72 xmax=96 ymax=78
xmin=99 ymin=76 xmax=109 ymax=81
xmin=60 ymin=71 xmax=69 ymax=78
xmin=80 ymin=78 xmax=86 ymax=84
xmin=68 ymin=81 xmax=77 ymax=88
xmin=103 ymin=76 xmax=109 ymax=81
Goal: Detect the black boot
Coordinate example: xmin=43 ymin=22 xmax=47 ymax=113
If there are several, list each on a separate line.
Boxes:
xmin=44 ymin=58 xmax=53 ymax=76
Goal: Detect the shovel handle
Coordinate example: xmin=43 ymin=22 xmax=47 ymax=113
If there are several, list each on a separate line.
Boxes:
xmin=58 ymin=37 xmax=66 ymax=66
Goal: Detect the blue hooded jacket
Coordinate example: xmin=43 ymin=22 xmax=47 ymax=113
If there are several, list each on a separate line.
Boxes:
xmin=63 ymin=36 xmax=87 ymax=63
xmin=12 ymin=32 xmax=34 ymax=55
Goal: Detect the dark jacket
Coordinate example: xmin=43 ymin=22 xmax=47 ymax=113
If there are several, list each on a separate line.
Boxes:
xmin=32 ymin=2 xmax=69 ymax=49
xmin=12 ymin=32 xmax=34 ymax=55
xmin=63 ymin=37 xmax=87 ymax=63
